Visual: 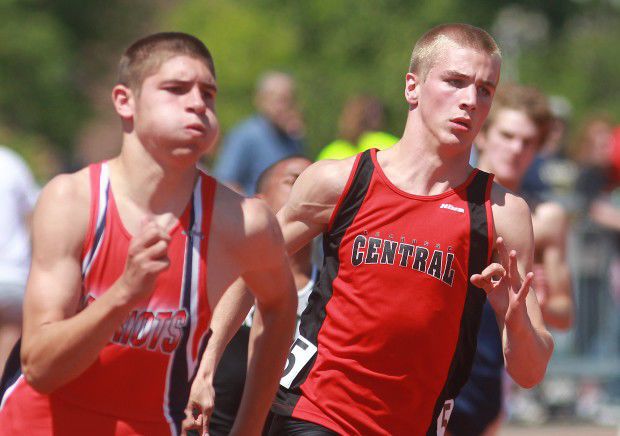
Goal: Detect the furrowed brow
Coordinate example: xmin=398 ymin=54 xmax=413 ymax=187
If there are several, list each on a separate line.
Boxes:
xmin=443 ymin=70 xmax=470 ymax=79
xmin=161 ymin=79 xmax=218 ymax=93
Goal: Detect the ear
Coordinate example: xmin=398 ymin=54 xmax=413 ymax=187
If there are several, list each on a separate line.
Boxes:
xmin=404 ymin=72 xmax=421 ymax=106
xmin=112 ymin=84 xmax=135 ymax=120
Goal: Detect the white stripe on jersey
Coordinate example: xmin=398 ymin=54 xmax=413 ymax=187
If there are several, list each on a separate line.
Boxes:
xmin=0 ymin=375 xmax=24 ymax=410
xmin=186 ymin=179 xmax=203 ymax=380
xmin=162 ymin=177 xmax=203 ymax=434
xmin=82 ymin=163 xmax=110 ymax=277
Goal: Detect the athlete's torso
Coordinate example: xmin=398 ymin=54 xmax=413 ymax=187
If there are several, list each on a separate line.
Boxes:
xmin=0 ymin=162 xmax=216 ymax=435
xmin=274 ymin=149 xmax=494 ymax=436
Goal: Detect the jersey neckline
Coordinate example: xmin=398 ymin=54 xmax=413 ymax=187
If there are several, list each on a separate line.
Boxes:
xmin=104 ymin=161 xmax=194 ymax=240
xmin=370 ymin=148 xmax=479 ymax=200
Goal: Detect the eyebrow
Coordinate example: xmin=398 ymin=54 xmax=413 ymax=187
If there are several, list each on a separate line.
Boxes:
xmin=443 ymin=70 xmax=496 ymax=89
xmin=161 ymin=79 xmax=218 ymax=93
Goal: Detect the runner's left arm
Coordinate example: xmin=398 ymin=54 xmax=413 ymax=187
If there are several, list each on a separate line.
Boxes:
xmin=474 ymin=186 xmax=553 ymax=388
xmin=230 ymin=198 xmax=298 ymax=436
xmin=183 ymin=277 xmax=254 ymax=434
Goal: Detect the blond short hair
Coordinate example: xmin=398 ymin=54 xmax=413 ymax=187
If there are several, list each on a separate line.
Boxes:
xmin=409 ymin=23 xmax=501 ymax=80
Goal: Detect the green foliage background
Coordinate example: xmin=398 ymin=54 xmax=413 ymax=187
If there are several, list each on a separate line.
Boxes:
xmin=1 ymin=0 xmax=619 ymax=174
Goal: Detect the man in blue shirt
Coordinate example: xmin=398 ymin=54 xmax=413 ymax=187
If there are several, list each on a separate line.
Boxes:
xmin=214 ymin=71 xmax=306 ymax=195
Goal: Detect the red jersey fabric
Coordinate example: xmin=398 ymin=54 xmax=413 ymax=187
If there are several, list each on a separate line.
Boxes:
xmin=273 ymin=149 xmax=494 ymax=435
xmin=0 ymin=162 xmax=215 ymax=435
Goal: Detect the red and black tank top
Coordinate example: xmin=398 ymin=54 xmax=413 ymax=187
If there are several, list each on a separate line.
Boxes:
xmin=0 ymin=162 xmax=216 ymax=435
xmin=273 ymin=149 xmax=495 ymax=436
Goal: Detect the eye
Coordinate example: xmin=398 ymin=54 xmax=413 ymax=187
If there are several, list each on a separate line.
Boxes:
xmin=447 ymin=79 xmax=463 ymax=87
xmin=478 ymin=86 xmax=492 ymax=97
xmin=165 ymin=86 xmax=185 ymax=95
xmin=500 ymin=130 xmax=514 ymax=140
xmin=283 ymin=175 xmax=298 ymax=186
xmin=201 ymin=90 xmax=215 ymax=100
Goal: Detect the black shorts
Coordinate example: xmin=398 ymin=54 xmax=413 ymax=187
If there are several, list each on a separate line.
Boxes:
xmin=267 ymin=414 xmax=339 ymax=436
xmin=447 ymin=375 xmax=502 ymax=436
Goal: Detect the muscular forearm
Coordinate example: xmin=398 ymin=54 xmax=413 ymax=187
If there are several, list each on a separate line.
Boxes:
xmin=231 ymin=294 xmax=297 ymax=435
xmin=503 ymin=319 xmax=554 ymax=388
xmin=194 ymin=279 xmax=254 ymax=383
xmin=21 ymin=285 xmax=134 ymax=393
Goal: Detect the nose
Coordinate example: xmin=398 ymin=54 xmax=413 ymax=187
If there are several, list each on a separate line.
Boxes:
xmin=510 ymin=139 xmax=526 ymax=155
xmin=459 ymin=85 xmax=477 ymax=112
xmin=187 ymin=86 xmax=206 ymax=114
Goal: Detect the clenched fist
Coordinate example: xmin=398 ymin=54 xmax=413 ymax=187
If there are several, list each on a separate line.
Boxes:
xmin=117 ymin=215 xmax=171 ymax=306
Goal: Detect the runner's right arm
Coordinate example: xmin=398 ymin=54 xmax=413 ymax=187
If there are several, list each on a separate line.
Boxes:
xmin=20 ymin=171 xmax=170 ymax=394
xmin=276 ymin=158 xmax=351 ymax=254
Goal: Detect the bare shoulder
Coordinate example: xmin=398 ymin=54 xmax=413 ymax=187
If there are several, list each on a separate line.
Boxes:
xmin=490 ymin=183 xmax=532 ymax=229
xmin=33 ymin=168 xmax=91 ymax=255
xmin=285 ymin=156 xmax=357 ymax=224
xmin=211 ymin=182 xmax=284 ymax=266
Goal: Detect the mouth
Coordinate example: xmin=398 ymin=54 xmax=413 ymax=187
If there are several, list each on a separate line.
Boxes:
xmin=186 ymin=123 xmax=207 ymax=135
xmin=450 ymin=118 xmax=472 ymax=131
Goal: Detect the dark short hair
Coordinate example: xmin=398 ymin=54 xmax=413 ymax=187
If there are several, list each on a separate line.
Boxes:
xmin=255 ymin=155 xmax=311 ymax=194
xmin=118 ymin=32 xmax=215 ymax=92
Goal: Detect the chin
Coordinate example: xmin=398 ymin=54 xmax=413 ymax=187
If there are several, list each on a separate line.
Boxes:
xmin=441 ymin=134 xmax=471 ymax=151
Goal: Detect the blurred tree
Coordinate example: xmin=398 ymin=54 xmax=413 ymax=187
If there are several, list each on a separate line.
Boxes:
xmin=2 ymin=0 xmax=618 ymax=166
xmin=519 ymin=5 xmax=620 ymax=142
xmin=0 ymin=0 xmax=156 ymax=171
xmin=163 ymin=0 xmax=618 ymax=158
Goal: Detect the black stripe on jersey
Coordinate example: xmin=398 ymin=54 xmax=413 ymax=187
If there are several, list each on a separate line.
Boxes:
xmin=167 ymin=197 xmax=195 ymax=433
xmin=0 ymin=339 xmax=22 ymax=407
xmin=426 ymin=171 xmax=492 ymax=435
xmin=273 ymin=150 xmax=375 ymax=416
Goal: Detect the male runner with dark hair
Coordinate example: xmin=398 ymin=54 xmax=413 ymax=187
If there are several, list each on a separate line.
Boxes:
xmin=0 ymin=32 xmax=296 ymax=436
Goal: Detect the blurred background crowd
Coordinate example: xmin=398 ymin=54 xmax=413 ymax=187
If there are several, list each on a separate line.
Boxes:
xmin=1 ymin=0 xmax=619 ymax=433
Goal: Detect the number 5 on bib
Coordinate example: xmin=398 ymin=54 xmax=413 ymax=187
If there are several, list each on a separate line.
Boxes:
xmin=280 ymin=335 xmax=317 ymax=389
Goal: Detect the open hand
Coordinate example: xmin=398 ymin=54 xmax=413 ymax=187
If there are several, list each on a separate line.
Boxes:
xmin=470 ymin=237 xmax=534 ymax=330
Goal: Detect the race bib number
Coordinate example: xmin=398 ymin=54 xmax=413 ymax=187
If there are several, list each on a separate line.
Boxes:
xmin=436 ymin=399 xmax=454 ymax=436
xmin=280 ymin=335 xmax=317 ymax=389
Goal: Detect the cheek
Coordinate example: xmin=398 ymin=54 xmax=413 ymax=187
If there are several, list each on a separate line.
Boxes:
xmin=519 ymin=149 xmax=537 ymax=169
xmin=207 ymin=114 xmax=220 ymax=137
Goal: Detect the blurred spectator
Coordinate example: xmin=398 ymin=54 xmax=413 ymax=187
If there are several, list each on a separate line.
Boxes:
xmin=609 ymin=125 xmax=620 ymax=186
xmin=522 ymin=96 xmax=579 ymax=207
xmin=213 ymin=71 xmax=305 ymax=195
xmin=0 ymin=146 xmax=39 ymax=375
xmin=317 ymin=95 xmax=398 ymax=160
xmin=572 ymin=115 xmax=618 ymax=355
xmin=449 ymin=84 xmax=573 ymax=435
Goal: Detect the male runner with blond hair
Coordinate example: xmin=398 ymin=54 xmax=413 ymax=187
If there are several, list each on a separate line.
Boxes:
xmin=194 ymin=23 xmax=554 ymax=436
